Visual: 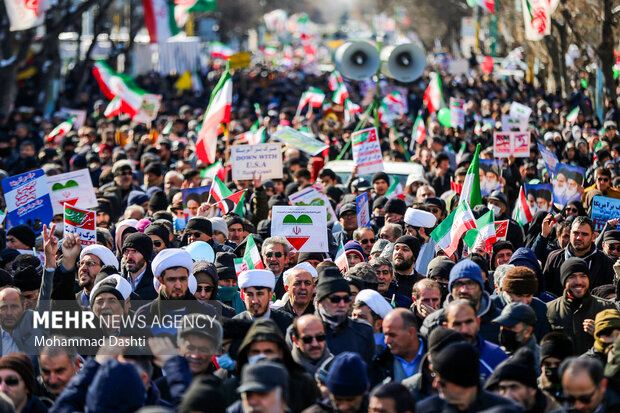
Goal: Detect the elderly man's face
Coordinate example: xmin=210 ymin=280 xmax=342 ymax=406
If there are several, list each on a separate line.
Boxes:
xmin=287 ymin=270 xmax=313 ymax=307
xmin=321 ymin=292 xmax=351 ymax=316
xmin=39 ymin=353 xmax=79 ymax=396
xmin=263 ymin=243 xmax=287 ymax=275
xmin=179 ymin=333 xmax=215 ymax=375
xmin=0 ymin=290 xmax=25 ymax=332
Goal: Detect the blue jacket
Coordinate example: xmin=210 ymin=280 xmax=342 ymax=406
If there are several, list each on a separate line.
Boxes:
xmin=475 ymin=335 xmax=508 ymax=382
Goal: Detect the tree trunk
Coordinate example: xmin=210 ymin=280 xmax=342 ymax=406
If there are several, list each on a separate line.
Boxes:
xmin=598 ymin=0 xmax=616 ymax=102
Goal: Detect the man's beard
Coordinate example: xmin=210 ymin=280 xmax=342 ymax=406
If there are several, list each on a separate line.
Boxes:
xmin=394 ymin=256 xmax=414 ymax=272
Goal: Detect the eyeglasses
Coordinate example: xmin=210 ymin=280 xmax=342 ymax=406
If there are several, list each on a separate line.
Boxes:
xmin=607 ymin=244 xmax=620 ymax=252
xmin=341 ymin=213 xmax=356 ymax=219
xmin=327 ymin=295 xmax=351 ymax=304
xmin=153 ymin=241 xmax=163 ymax=247
xmin=117 ymin=170 xmax=132 ymax=177
xmin=598 ymin=177 xmax=610 ymax=182
xmin=265 ymin=251 xmax=283 ymax=258
xmin=360 ymin=238 xmax=375 ymax=245
xmin=79 ymin=260 xmax=101 ymax=268
xmin=566 ymin=207 xmax=579 ymax=213
xmin=300 ymin=334 xmax=326 ymax=344
xmin=0 ymin=376 xmax=20 ymax=387
xmin=187 ymin=232 xmax=204 ymax=238
xmin=196 ymin=285 xmax=213 ymax=293
xmin=565 ymin=390 xmax=596 ymax=405
xmin=452 ymin=280 xmax=479 ymax=290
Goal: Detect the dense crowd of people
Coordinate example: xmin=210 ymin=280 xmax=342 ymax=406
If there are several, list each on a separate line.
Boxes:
xmin=1 ymin=50 xmax=620 ymax=413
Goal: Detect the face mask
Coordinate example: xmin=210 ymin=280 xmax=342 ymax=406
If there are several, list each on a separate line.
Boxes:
xmin=173 ymin=216 xmax=186 ymax=231
xmin=247 ymin=354 xmax=267 ymax=365
xmin=318 ymin=304 xmax=347 ymax=327
xmin=218 ymin=286 xmax=237 ymax=301
xmin=499 ymin=329 xmax=521 ymax=352
xmin=544 ymin=366 xmax=560 ymax=384
xmin=488 ymin=204 xmax=501 ymax=217
xmin=216 ymin=353 xmax=236 ymax=371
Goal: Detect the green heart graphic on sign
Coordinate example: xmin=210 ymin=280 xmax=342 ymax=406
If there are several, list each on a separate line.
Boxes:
xmin=52 ymin=180 xmax=79 ymax=191
xmin=282 ymin=214 xmax=313 ymax=225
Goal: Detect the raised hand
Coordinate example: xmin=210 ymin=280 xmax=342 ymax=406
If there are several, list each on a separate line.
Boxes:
xmin=61 ymin=233 xmax=82 ymax=271
xmin=42 ymin=224 xmax=59 ymax=269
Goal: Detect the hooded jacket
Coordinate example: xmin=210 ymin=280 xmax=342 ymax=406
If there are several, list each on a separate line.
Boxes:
xmin=420 ymin=291 xmax=501 ymax=345
xmin=543 ymin=244 xmax=615 ymax=297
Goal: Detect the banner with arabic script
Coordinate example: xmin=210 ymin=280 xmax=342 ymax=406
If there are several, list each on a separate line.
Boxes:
xmin=64 ymin=204 xmax=96 ymax=246
xmin=1 ymin=169 xmax=52 ymax=233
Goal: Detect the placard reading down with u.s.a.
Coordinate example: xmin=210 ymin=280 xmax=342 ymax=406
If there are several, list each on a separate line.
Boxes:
xmin=270 ymin=206 xmax=328 ymax=252
xmin=230 ymin=143 xmax=283 ymax=181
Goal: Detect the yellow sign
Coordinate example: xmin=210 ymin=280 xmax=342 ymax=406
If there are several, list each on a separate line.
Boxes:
xmin=229 ymin=52 xmax=251 ymax=69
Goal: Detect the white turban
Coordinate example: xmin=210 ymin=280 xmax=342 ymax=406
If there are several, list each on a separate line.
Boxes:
xmin=282 ymin=262 xmax=318 ymax=287
xmin=404 ymin=208 xmax=437 ymax=228
xmin=80 ymin=245 xmax=119 ymax=270
xmin=355 ymin=289 xmax=394 ymax=319
xmin=92 ymin=274 xmax=133 ymax=301
xmin=151 ymin=248 xmax=193 ymax=279
xmin=238 ymin=269 xmax=276 ymax=290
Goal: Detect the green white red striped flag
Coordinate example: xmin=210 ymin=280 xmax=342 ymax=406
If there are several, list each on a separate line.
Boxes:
xmin=566 ymin=106 xmax=579 ymax=124
xmin=385 ymin=179 xmax=405 ymax=200
xmin=459 ymin=143 xmax=483 ymax=209
xmin=343 ymin=99 xmax=361 ymax=123
xmin=92 ymin=61 xmax=147 ymax=118
xmin=104 ymin=97 xmax=122 ymax=118
xmin=296 ymin=87 xmax=325 ymax=116
xmin=196 ymin=64 xmax=232 ymax=164
xmin=142 ymin=0 xmax=179 ymax=43
xmin=210 ymin=41 xmax=234 ymax=59
xmin=412 ymin=115 xmax=426 ymax=145
xmin=334 ymin=241 xmax=349 ymax=274
xmin=332 ymin=82 xmax=349 ymax=105
xmin=328 ymin=70 xmax=343 ymax=91
xmin=200 ymin=160 xmax=226 ymax=181
xmin=423 ymin=72 xmax=444 ymax=114
xmin=234 ymin=234 xmax=265 ymax=274
xmin=430 ymin=201 xmax=477 ymax=257
xmin=514 ymin=186 xmax=534 ymax=226
xmin=47 ymin=118 xmax=74 ymax=142
xmin=209 ymin=175 xmax=233 ymax=204
xmin=464 ymin=210 xmax=497 ymax=253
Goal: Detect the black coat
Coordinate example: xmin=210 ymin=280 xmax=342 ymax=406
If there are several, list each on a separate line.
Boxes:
xmin=416 ymin=389 xmax=519 ymax=413
xmin=233 ymin=309 xmax=294 ymax=335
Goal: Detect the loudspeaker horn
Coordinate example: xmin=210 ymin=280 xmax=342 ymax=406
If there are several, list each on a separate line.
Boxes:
xmin=334 ymin=41 xmax=381 ymax=81
xmin=380 ymin=43 xmax=426 ymax=83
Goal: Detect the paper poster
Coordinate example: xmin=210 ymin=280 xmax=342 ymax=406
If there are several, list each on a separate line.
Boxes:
xmin=230 ymin=143 xmax=283 ymax=181
xmin=272 ymin=126 xmax=328 ymax=155
xmin=288 ymin=185 xmax=337 ymax=225
xmin=501 ymin=115 xmax=528 ymax=132
xmin=494 ymin=220 xmax=508 ymax=241
xmin=591 ymin=196 xmax=620 ymax=231
xmin=356 ymin=192 xmax=370 ymax=228
xmin=351 ymin=127 xmax=384 ymax=175
xmin=271 ymin=206 xmax=328 ymax=252
xmin=553 ymin=163 xmax=585 ymax=208
xmin=182 ymin=186 xmax=212 ymax=219
xmin=64 ymin=204 xmax=96 ymax=246
xmin=493 ymin=131 xmax=530 ymax=158
xmin=537 ymin=143 xmax=559 ymax=177
xmin=59 ymin=108 xmax=87 ymax=129
xmin=133 ymin=94 xmax=162 ymax=124
xmin=479 ymin=159 xmax=503 ymax=196
xmin=1 ymin=169 xmax=52 ymax=233
xmin=524 ymin=183 xmax=554 ymax=213
xmin=47 ymin=169 xmax=97 ymax=216
xmin=450 ymin=98 xmax=466 ymax=129
xmin=509 ymin=102 xmax=532 ymax=120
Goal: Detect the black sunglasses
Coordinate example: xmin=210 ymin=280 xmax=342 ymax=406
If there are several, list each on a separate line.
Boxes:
xmin=564 ymin=390 xmax=596 ymax=405
xmin=359 ymin=238 xmax=375 ymax=245
xmin=328 ymin=295 xmax=351 ymax=304
xmin=265 ymin=251 xmax=283 ymax=258
xmin=153 ymin=241 xmax=163 ymax=247
xmin=196 ymin=285 xmax=213 ymax=293
xmin=187 ymin=232 xmax=203 ymax=238
xmin=0 ymin=376 xmax=19 ymax=386
xmin=300 ymin=334 xmax=326 ymax=344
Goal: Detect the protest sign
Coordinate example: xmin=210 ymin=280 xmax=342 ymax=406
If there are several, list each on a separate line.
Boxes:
xmin=479 ymin=159 xmax=503 ymax=196
xmin=537 ymin=143 xmax=559 ymax=176
xmin=509 ymin=102 xmax=532 ymax=120
xmin=230 ymin=143 xmax=283 ymax=181
xmin=493 ymin=131 xmax=530 ymax=158
xmin=501 ymin=115 xmax=528 ymax=132
xmin=47 ymin=169 xmax=98 ymax=216
xmin=351 ymin=127 xmax=384 ymax=175
xmin=591 ymin=196 xmax=620 ymax=231
xmin=59 ymin=108 xmax=87 ymax=129
xmin=288 ymin=185 xmax=337 ymax=225
xmin=524 ymin=183 xmax=554 ymax=213
xmin=182 ymin=186 xmax=212 ymax=218
xmin=272 ymin=126 xmax=328 ymax=155
xmin=271 ymin=206 xmax=328 ymax=252
xmin=64 ymin=204 xmax=96 ymax=246
xmin=1 ymin=169 xmax=52 ymax=233
xmin=133 ymin=94 xmax=162 ymax=124
xmin=450 ymin=98 xmax=466 ymax=129
xmin=356 ymin=192 xmax=370 ymax=228
xmin=553 ymin=164 xmax=585 ymax=208
xmin=494 ymin=220 xmax=508 ymax=241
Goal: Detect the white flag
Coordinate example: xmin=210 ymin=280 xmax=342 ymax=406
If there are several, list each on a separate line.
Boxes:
xmin=4 ymin=0 xmax=49 ymax=31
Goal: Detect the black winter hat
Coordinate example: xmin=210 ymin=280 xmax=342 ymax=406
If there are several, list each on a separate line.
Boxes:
xmin=432 ymin=342 xmax=479 ymax=387
xmin=215 ymin=252 xmax=237 ymax=280
xmin=13 ymin=266 xmax=41 ymax=291
xmin=372 ymin=171 xmax=389 ymax=184
xmin=144 ymin=223 xmax=171 ymax=248
xmin=186 ymin=217 xmax=212 ymax=237
xmin=428 ymin=326 xmax=464 ymax=358
xmin=384 ymin=198 xmax=407 ymax=216
xmin=148 ymin=190 xmax=168 ymax=213
xmin=540 ymin=332 xmax=574 ymax=363
xmin=485 ymin=348 xmax=538 ymax=390
xmin=122 ymin=232 xmax=153 ymax=261
xmin=316 ymin=267 xmax=350 ymax=302
xmin=394 ymin=235 xmax=421 ymax=258
xmin=372 ymin=196 xmax=388 ymax=211
xmin=560 ymin=257 xmax=589 ymax=287
xmin=7 ymin=225 xmax=36 ymax=249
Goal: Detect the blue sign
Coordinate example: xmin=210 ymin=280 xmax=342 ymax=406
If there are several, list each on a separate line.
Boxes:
xmin=591 ymin=195 xmax=620 ymax=231
xmin=1 ymin=169 xmax=52 ymax=234
xmin=356 ymin=192 xmax=370 ymax=228
xmin=537 ymin=143 xmax=559 ymax=177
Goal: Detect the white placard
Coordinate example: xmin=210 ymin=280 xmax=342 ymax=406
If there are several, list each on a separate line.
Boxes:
xmin=230 ymin=143 xmax=283 ymax=181
xmin=271 ymin=206 xmax=328 ymax=252
xmin=47 ymin=169 xmax=98 ymax=216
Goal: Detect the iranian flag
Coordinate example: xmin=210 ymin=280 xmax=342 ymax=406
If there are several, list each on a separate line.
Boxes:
xmin=196 ymin=65 xmax=232 ymax=164
xmin=464 ymin=210 xmax=497 ymax=253
xmin=566 ymin=106 xmax=579 ymax=124
xmin=459 ymin=143 xmax=483 ymax=208
xmin=47 ymin=118 xmax=74 ymax=142
xmin=209 ymin=176 xmax=233 ymax=204
xmin=234 ymin=234 xmax=265 ymax=275
xmin=334 ymin=241 xmax=349 ymax=274
xmin=174 ymin=0 xmax=216 ymax=12
xmin=210 ymin=41 xmax=233 ymax=59
xmin=217 ymin=189 xmax=246 ymax=216
xmin=104 ymin=97 xmax=122 ymax=118
xmin=328 ymin=70 xmax=343 ymax=91
xmin=332 ymin=82 xmax=349 ymax=105
xmin=92 ymin=61 xmax=147 ymax=118
xmin=514 ymin=186 xmax=534 ymax=226
xmin=412 ymin=115 xmax=426 ymax=145
xmin=296 ymin=87 xmax=325 ymax=116
xmin=344 ymin=99 xmax=361 ymax=123
xmin=385 ymin=179 xmax=405 ymax=200
xmin=474 ymin=122 xmax=482 ymax=136
xmin=200 ymin=160 xmax=226 ymax=181
xmin=423 ymin=72 xmax=444 ymax=114
xmin=430 ymin=201 xmax=477 ymax=258
xmin=142 ymin=0 xmax=179 ymax=43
